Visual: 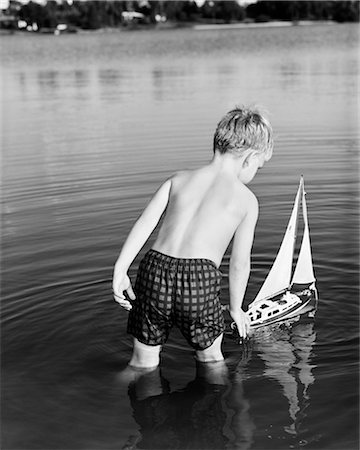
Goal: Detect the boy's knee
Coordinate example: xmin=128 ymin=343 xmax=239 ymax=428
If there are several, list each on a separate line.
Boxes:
xmin=195 ymin=334 xmax=224 ymax=363
xmin=130 ymin=338 xmax=161 ymax=369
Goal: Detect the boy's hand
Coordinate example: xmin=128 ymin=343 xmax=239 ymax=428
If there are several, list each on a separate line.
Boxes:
xmin=112 ymin=271 xmax=136 ymax=311
xmin=230 ymin=309 xmax=251 ymax=339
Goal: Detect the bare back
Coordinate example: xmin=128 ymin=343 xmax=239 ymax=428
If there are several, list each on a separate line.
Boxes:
xmin=152 ymin=164 xmax=256 ymax=267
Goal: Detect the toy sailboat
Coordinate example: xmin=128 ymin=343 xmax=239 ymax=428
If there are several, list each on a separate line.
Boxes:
xmin=237 ymin=176 xmax=318 ymax=330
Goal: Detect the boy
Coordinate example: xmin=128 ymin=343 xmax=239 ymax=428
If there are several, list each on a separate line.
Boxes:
xmin=113 ymin=106 xmax=273 ymax=368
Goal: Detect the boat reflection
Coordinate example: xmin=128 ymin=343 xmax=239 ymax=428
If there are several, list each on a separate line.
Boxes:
xmin=253 ymin=320 xmax=317 ymax=438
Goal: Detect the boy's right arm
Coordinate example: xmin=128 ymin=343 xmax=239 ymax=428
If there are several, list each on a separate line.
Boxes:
xmin=229 ymin=192 xmax=259 ymax=338
xmin=112 ymin=178 xmax=172 ymax=310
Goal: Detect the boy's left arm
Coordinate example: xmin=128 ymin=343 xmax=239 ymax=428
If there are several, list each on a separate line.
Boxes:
xmin=112 ymin=178 xmax=171 ymax=310
xmin=229 ymin=193 xmax=259 ymax=338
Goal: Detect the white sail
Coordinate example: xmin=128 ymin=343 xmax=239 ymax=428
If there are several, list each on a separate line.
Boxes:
xmin=252 ymin=179 xmax=303 ymax=305
xmin=291 ymin=182 xmax=316 ymax=285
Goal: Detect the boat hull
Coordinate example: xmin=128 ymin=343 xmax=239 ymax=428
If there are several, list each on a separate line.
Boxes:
xmin=250 ymin=296 xmax=316 ymax=329
xmin=248 ymin=287 xmax=318 ymax=329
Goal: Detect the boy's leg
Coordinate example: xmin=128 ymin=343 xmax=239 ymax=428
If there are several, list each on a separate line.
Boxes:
xmin=196 ymin=359 xmax=229 ymax=385
xmin=195 ymin=333 xmax=224 ymax=363
xmin=117 ymin=366 xmax=165 ymax=401
xmin=129 ymin=338 xmax=162 ymax=368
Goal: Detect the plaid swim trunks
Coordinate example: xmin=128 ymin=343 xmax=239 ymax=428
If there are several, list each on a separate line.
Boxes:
xmin=127 ymin=249 xmax=224 ymax=350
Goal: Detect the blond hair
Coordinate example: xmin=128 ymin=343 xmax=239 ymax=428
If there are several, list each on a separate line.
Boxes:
xmin=213 ymin=106 xmax=273 ymax=160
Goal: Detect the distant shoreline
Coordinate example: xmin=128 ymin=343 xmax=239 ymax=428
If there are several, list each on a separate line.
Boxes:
xmin=0 ymin=20 xmax=342 ymax=36
xmin=193 ymin=20 xmax=336 ymax=31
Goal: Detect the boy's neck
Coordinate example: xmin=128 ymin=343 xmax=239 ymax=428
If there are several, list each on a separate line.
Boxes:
xmin=211 ymin=151 xmax=244 ymax=180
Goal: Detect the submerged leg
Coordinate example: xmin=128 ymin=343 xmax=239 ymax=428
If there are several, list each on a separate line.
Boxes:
xmin=196 ymin=359 xmax=229 ymax=385
xmin=195 ymin=333 xmax=224 ymax=363
xmin=129 ymin=338 xmax=162 ymax=369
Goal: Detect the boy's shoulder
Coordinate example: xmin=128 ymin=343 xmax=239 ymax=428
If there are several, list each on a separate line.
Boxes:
xmin=234 ymin=182 xmax=259 ymax=221
xmin=170 ymin=169 xmax=191 ymax=179
xmin=168 ymin=168 xmax=199 ymax=184
xmin=238 ymin=182 xmax=258 ymax=203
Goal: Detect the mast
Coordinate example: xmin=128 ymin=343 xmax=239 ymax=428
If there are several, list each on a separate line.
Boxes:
xmin=291 ymin=179 xmax=316 ymax=285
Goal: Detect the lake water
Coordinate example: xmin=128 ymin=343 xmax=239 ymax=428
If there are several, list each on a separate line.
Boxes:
xmin=1 ymin=23 xmax=359 ymax=450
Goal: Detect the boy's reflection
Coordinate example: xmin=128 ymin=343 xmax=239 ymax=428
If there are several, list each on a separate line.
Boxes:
xmin=120 ymin=359 xmax=254 ymax=450
xmin=119 ymin=320 xmax=316 ymax=449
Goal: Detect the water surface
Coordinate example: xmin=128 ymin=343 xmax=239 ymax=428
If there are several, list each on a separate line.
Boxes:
xmin=1 ymin=24 xmax=359 ymax=449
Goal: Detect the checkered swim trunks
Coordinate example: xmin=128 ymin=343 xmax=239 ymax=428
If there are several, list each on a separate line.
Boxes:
xmin=127 ymin=249 xmax=224 ymax=350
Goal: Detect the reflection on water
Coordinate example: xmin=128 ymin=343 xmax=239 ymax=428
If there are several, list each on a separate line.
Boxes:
xmin=254 ymin=321 xmax=316 ymax=442
xmin=120 ymin=360 xmax=253 ymax=450
xmin=118 ymin=320 xmax=317 ymax=450
xmin=13 ymin=54 xmax=357 ymax=102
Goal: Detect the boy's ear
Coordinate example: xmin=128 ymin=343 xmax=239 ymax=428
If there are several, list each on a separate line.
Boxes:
xmin=242 ymin=152 xmax=253 ymax=168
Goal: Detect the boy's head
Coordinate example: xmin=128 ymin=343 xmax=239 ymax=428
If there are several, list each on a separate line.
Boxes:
xmin=213 ymin=106 xmax=273 ymax=161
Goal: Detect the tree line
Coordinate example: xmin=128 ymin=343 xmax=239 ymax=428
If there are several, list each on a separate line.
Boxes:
xmin=7 ymin=1 xmax=360 ymax=31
